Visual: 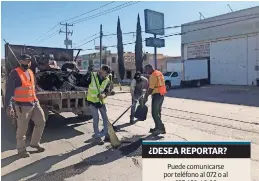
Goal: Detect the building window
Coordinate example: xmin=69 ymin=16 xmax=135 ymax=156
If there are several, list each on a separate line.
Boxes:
xmin=89 ymin=59 xmax=93 ymax=65
xmin=112 ymin=57 xmax=116 ymax=63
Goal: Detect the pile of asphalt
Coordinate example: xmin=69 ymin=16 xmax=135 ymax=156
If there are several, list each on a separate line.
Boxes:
xmin=36 ymin=70 xmax=88 ymax=92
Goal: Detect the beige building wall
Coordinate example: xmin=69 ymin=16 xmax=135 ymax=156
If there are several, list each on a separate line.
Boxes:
xmin=79 ymin=51 xmax=173 ymax=80
xmin=111 ymin=52 xmax=171 ymax=80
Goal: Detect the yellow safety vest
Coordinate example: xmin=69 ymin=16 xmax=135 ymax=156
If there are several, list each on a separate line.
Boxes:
xmin=87 ymin=72 xmax=110 ymax=103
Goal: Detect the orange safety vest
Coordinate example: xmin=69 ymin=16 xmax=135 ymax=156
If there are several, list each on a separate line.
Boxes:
xmin=13 ymin=67 xmax=38 ymax=102
xmin=152 ymin=70 xmax=167 ymax=95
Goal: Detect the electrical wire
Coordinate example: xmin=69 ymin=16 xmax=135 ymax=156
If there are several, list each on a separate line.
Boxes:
xmin=70 ymin=1 xmax=140 ymax=25
xmin=103 ymin=26 xmax=179 ymax=37
xmin=61 ymin=1 xmax=116 ymax=23
xmin=30 ymin=24 xmax=60 ymax=44
xmin=81 ymin=15 xmax=259 ymax=51
xmin=76 ymin=33 xmax=99 ymax=44
xmin=30 ymin=2 xmax=115 ymax=45
xmin=74 ymin=36 xmax=100 ymax=48
xmin=103 ymin=12 xmax=259 ymax=37
xmin=37 ymin=29 xmax=60 ymax=45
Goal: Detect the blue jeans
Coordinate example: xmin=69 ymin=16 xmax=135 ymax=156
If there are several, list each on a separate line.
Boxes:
xmin=89 ymin=104 xmax=108 ymax=138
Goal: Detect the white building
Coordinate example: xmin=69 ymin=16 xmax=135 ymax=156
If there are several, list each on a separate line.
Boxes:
xmin=181 ymin=6 xmax=259 ymax=86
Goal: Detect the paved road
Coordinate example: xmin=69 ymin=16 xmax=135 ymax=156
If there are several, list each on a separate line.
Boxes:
xmin=1 ymin=85 xmax=259 ymax=181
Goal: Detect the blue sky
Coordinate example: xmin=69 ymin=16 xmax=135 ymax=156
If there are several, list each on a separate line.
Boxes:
xmin=1 ymin=1 xmax=259 ymax=58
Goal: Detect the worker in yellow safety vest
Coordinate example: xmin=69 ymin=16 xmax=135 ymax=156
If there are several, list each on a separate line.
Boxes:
xmin=86 ymin=65 xmax=111 ymax=144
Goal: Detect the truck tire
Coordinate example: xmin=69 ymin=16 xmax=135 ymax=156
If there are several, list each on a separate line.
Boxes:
xmin=165 ymin=81 xmax=171 ymax=91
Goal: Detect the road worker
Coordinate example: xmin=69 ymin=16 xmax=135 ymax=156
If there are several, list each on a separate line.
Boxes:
xmin=108 ymin=73 xmax=114 ymax=93
xmin=85 ymin=65 xmax=111 ymax=144
xmin=143 ymin=64 xmax=167 ymax=135
xmin=129 ymin=71 xmax=148 ymax=124
xmin=5 ymin=54 xmax=46 ymax=158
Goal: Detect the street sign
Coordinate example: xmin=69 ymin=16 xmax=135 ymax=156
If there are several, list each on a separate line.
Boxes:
xmin=146 ymin=37 xmax=165 ymax=48
xmin=144 ymin=9 xmax=165 ymax=35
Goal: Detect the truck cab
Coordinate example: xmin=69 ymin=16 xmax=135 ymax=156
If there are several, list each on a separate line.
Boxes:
xmin=163 ymin=71 xmax=182 ymax=90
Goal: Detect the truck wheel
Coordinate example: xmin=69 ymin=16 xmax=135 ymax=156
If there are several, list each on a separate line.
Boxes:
xmin=165 ymin=81 xmax=171 ymax=90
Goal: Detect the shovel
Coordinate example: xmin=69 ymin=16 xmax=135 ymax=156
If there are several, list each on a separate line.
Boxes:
xmin=111 ymin=93 xmax=145 ymax=131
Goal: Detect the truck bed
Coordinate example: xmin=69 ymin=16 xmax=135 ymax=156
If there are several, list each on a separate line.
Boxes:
xmin=36 ymin=90 xmax=90 ymax=114
xmin=36 ymin=90 xmax=88 ymax=100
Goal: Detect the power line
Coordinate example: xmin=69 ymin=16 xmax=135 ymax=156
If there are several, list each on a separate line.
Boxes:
xmin=81 ymin=15 xmax=259 ymax=51
xmin=103 ymin=12 xmax=259 ymax=37
xmin=74 ymin=36 xmax=100 ymax=48
xmin=61 ymin=1 xmax=116 ymax=23
xmin=30 ymin=2 xmax=115 ymax=45
xmin=37 ymin=29 xmax=61 ymax=44
xmin=30 ymin=24 xmax=60 ymax=44
xmin=103 ymin=26 xmax=179 ymax=37
xmin=77 ymin=33 xmax=99 ymax=44
xmin=70 ymin=1 xmax=140 ymax=25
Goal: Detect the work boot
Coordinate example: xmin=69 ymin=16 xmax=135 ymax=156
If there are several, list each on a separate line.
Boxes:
xmin=151 ymin=128 xmax=166 ymax=136
xmin=103 ymin=135 xmax=110 ymax=142
xmin=18 ymin=150 xmax=30 ymax=158
xmin=92 ymin=137 xmax=104 ymax=145
xmin=149 ymin=127 xmax=158 ymax=133
xmin=130 ymin=119 xmax=135 ymax=125
xmin=30 ymin=144 xmax=45 ymax=152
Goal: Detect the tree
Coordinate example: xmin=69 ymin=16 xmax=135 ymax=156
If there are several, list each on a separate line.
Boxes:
xmin=117 ymin=16 xmax=125 ymax=81
xmin=135 ymin=13 xmax=143 ymax=73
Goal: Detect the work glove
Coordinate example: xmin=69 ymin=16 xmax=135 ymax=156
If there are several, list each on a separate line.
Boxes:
xmin=6 ymin=106 xmax=16 ymax=119
xmin=143 ymin=96 xmax=148 ymax=104
xmin=98 ymin=94 xmax=105 ymax=101
xmin=110 ymin=91 xmax=115 ymax=96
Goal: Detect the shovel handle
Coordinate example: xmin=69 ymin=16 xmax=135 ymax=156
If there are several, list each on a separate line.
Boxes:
xmin=111 ymin=93 xmax=145 ymax=126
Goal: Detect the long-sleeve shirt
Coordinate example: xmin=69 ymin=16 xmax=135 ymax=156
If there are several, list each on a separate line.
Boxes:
xmin=83 ymin=72 xmax=110 ymax=108
xmin=5 ymin=69 xmax=37 ymax=109
xmin=130 ymin=76 xmax=148 ymax=99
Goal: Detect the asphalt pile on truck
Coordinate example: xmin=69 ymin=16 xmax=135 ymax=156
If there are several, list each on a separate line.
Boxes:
xmin=36 ymin=70 xmax=89 ymax=92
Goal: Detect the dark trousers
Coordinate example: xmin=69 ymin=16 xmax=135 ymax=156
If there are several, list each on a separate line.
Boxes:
xmin=151 ymin=93 xmax=165 ymax=130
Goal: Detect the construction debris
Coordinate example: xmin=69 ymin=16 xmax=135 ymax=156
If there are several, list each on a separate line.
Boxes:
xmin=36 ymin=70 xmax=88 ymax=92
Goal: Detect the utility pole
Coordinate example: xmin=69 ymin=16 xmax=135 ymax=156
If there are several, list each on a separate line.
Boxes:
xmin=60 ymin=23 xmax=73 ymax=49
xmin=99 ymin=24 xmax=103 ymax=70
xmin=154 ymin=34 xmax=157 ymax=70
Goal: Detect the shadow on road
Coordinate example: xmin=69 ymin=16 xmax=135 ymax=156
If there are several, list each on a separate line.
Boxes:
xmin=1 ymin=108 xmax=92 ymax=153
xmin=165 ymin=85 xmax=259 ymax=107
xmin=15 ymin=134 xmax=162 ymax=181
xmin=1 ymin=142 xmax=98 ymax=181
